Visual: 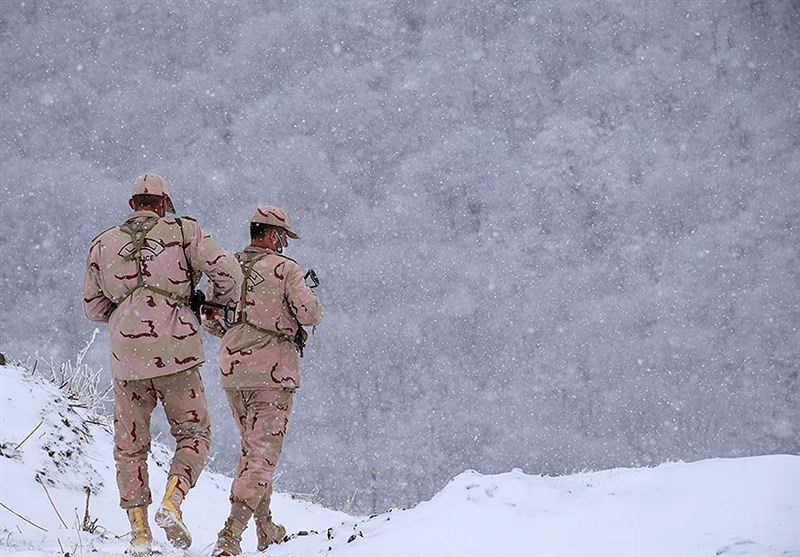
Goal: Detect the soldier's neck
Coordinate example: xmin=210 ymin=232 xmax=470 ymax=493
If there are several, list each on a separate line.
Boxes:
xmin=127 ymin=209 xmax=162 ymax=219
xmin=249 ymin=240 xmax=278 ymax=252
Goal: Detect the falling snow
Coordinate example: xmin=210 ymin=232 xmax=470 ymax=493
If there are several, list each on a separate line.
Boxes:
xmin=0 ymin=1 xmax=798 ymax=516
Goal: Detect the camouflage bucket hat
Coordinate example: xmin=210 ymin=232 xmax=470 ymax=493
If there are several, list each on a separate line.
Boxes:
xmin=251 ymin=205 xmax=300 ymax=239
xmin=131 ymin=173 xmax=175 ymax=213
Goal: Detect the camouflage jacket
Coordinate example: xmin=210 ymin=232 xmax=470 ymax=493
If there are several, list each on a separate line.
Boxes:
xmin=82 ymin=210 xmax=242 ymax=380
xmin=216 ymin=246 xmax=323 ymax=390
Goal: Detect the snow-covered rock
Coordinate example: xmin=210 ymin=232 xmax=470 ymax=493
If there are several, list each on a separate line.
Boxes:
xmin=1 ymin=362 xmax=797 ymax=556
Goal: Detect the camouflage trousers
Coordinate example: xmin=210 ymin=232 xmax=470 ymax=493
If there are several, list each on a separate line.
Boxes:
xmin=225 ymin=387 xmax=294 ymax=512
xmin=113 ymin=366 xmax=211 ymax=509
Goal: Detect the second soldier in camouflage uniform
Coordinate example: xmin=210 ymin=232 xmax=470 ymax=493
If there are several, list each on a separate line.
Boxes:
xmin=83 ymin=173 xmax=242 ymax=555
xmin=204 ymin=205 xmax=323 ymax=556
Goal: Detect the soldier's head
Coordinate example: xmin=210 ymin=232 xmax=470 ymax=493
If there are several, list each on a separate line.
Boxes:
xmin=128 ymin=173 xmax=175 ymax=217
xmin=250 ymin=205 xmax=299 ymax=253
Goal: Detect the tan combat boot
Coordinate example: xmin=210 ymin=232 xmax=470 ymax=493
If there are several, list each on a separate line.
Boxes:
xmin=212 ymin=518 xmax=247 ymax=556
xmin=212 ymin=503 xmax=252 ymax=557
xmin=154 ymin=475 xmax=192 ymax=549
xmin=255 ymin=514 xmax=286 ymax=551
xmin=126 ymin=506 xmax=152 ymax=556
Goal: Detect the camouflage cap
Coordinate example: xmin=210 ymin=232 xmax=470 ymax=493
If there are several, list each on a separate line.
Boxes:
xmin=131 ymin=173 xmax=175 ymax=213
xmin=251 ymin=205 xmax=300 ymax=239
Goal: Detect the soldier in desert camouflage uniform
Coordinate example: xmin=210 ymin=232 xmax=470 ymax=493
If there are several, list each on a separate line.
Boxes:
xmin=204 ymin=205 xmax=323 ymax=556
xmin=82 ymin=173 xmax=242 ymax=555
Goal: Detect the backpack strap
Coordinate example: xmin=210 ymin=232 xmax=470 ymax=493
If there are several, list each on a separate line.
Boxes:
xmin=235 ymin=250 xmax=306 ymax=355
xmin=237 ymin=251 xmax=269 ymax=324
xmin=113 ymin=216 xmax=190 ymax=307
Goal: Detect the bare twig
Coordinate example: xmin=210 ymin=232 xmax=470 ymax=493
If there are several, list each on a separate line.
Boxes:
xmin=83 ymin=487 xmax=91 ymax=524
xmin=14 ymin=419 xmax=45 ymax=450
xmin=30 ymin=330 xmax=111 ymax=418
xmin=287 ymin=484 xmax=321 ymax=504
xmin=38 ymin=479 xmax=68 ymax=529
xmin=0 ymin=502 xmax=48 ymax=532
xmin=81 ymin=486 xmax=99 ymax=533
xmin=73 ymin=510 xmax=83 ymax=555
xmin=342 ymin=489 xmax=360 ymax=514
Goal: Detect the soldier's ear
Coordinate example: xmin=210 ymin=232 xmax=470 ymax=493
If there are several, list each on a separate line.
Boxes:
xmin=128 ymin=198 xmax=136 ymax=211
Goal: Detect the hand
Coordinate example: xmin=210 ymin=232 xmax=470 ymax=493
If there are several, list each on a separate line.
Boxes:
xmin=203 ymin=319 xmax=226 ymax=338
xmin=202 ymin=305 xmax=219 ymax=320
xmin=201 ymin=307 xmax=226 ymax=338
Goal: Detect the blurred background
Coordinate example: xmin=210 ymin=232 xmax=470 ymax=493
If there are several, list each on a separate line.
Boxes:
xmin=1 ymin=0 xmax=798 ymax=513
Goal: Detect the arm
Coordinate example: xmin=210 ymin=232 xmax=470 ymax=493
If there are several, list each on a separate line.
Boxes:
xmin=200 ymin=282 xmax=228 ymax=338
xmin=82 ymin=243 xmax=115 ymax=323
xmin=185 ymin=220 xmax=243 ymax=306
xmin=284 ymin=261 xmax=323 ymax=327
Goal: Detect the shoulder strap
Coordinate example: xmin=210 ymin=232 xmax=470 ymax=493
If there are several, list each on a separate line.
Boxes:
xmin=114 ymin=216 xmax=162 ymax=304
xmin=175 ymin=218 xmax=196 ymax=295
xmin=237 ymin=251 xmax=270 ymax=324
xmin=119 ymin=216 xmax=159 ymax=285
xmin=271 ymin=251 xmax=299 ymax=266
xmin=235 ymin=250 xmax=306 ymax=354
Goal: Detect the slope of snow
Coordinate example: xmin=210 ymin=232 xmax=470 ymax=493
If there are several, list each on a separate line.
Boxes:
xmin=0 ymin=363 xmax=349 ymax=555
xmin=1 ymin=363 xmax=798 ymax=557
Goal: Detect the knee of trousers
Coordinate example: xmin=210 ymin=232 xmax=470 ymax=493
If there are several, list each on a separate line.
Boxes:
xmin=171 ymin=421 xmax=211 ymax=443
xmin=114 ymin=441 xmax=151 ymax=462
xmin=241 ymin=456 xmax=276 ymax=477
xmin=174 ymin=435 xmax=211 ymax=461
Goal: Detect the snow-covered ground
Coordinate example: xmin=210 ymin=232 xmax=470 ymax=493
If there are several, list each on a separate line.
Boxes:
xmin=1 ymin=363 xmax=798 ymax=557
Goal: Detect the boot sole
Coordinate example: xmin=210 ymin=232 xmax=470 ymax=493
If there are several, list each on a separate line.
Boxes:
xmin=155 ymin=506 xmax=192 ymax=550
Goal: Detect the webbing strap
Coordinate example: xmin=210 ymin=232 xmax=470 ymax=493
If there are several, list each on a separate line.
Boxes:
xmin=235 ymin=251 xmax=296 ymax=347
xmin=241 ymin=322 xmax=295 ymax=345
xmin=114 ymin=284 xmax=189 ymax=307
xmin=114 ymin=216 xmax=189 ymax=307
xmin=238 ymin=251 xmax=268 ymax=324
xmin=119 ymin=217 xmax=158 ymax=286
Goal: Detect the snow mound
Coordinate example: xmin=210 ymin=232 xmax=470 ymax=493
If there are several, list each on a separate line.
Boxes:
xmin=268 ymin=464 xmax=799 ymax=557
xmin=1 ymin=361 xmax=798 ymax=557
